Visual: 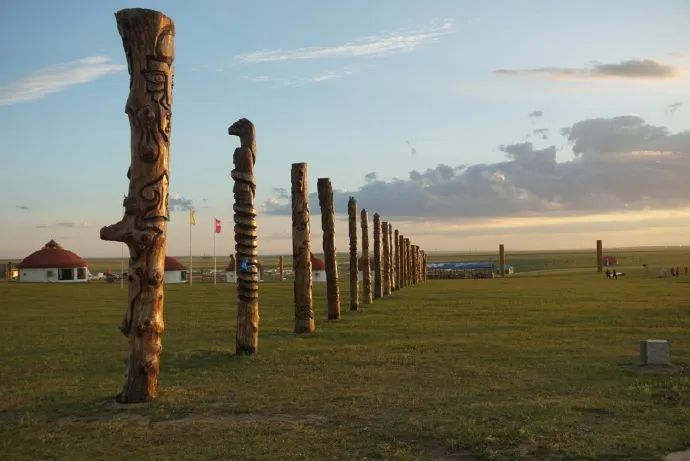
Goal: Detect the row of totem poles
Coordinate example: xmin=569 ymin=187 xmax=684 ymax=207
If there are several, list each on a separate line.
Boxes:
xmin=99 ymin=9 xmax=427 ymax=403
xmin=292 ymin=163 xmax=428 ymax=333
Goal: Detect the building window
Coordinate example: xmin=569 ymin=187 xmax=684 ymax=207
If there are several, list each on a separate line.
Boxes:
xmin=77 ymin=268 xmax=86 ymax=280
xmin=181 ymin=271 xmax=187 ymax=281
xmin=58 ymin=268 xmax=74 ymax=280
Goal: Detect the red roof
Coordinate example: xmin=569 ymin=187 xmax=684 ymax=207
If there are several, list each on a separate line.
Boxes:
xmin=17 ymin=240 xmax=87 ymax=269
xmin=164 ymin=256 xmax=187 ymax=271
xmin=310 ymin=253 xmax=325 ymax=271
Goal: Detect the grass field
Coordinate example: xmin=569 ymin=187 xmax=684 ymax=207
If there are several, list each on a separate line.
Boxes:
xmin=1 ymin=250 xmax=690 ymax=460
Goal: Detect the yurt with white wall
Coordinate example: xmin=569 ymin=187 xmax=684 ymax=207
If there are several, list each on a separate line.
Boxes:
xmin=17 ymin=240 xmax=89 ymax=283
xmin=164 ymin=256 xmax=188 ymax=284
xmin=311 ymin=253 xmax=326 ymax=282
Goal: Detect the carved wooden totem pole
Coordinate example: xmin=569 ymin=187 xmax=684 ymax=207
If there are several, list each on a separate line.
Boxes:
xmin=292 ymin=163 xmax=314 ymax=333
xmin=317 ymin=178 xmax=340 ymax=320
xmin=279 ymin=255 xmax=284 ymax=280
xmin=398 ymin=234 xmax=405 ymax=288
xmin=361 ymin=209 xmax=372 ymax=304
xmin=499 ymin=244 xmax=505 ymax=278
xmin=388 ymin=223 xmax=395 ymax=292
xmin=381 ymin=221 xmax=390 ymax=296
xmin=373 ymin=213 xmax=382 ymax=299
xmin=394 ymin=229 xmax=400 ymax=290
xmin=100 ymin=9 xmax=174 ymax=403
xmin=404 ymin=238 xmax=411 ymax=286
xmin=596 ymin=239 xmax=603 ymax=273
xmin=228 ymin=118 xmax=259 ymax=354
xmin=348 ymin=197 xmax=359 ymax=311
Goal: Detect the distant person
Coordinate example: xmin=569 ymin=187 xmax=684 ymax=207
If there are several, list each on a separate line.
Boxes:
xmin=605 ymin=269 xmax=611 ymax=279
xmin=643 ymin=264 xmax=649 ymax=278
xmin=685 ymin=266 xmax=688 ymax=275
xmin=676 ymin=267 xmax=681 ymax=277
xmin=670 ymin=267 xmax=675 ymax=277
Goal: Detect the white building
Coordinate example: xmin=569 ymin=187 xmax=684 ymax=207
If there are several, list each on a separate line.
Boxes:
xmin=164 ymin=256 xmax=188 ymax=284
xmin=311 ymin=253 xmax=326 ymax=282
xmin=17 ymin=240 xmax=89 ymax=283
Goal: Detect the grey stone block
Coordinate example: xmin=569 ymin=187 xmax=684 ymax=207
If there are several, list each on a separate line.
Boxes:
xmin=640 ymin=339 xmax=671 ymax=366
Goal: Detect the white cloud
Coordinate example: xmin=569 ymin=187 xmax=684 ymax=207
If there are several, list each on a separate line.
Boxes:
xmin=0 ymin=56 xmax=126 ymax=106
xmin=236 ymin=20 xmax=454 ymax=63
xmin=265 ymin=116 xmax=690 ymax=218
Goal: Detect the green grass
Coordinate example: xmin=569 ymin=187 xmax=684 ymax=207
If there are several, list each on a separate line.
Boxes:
xmin=1 ymin=254 xmax=690 ymax=460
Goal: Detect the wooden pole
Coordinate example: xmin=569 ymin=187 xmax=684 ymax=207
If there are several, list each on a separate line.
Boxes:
xmin=317 ymin=178 xmax=340 ymax=320
xmin=100 ymin=8 xmax=174 ymax=403
xmin=394 ymin=229 xmax=400 ymax=290
xmin=499 ymin=244 xmax=505 ymax=278
xmin=596 ymin=239 xmax=603 ymax=273
xmin=388 ymin=223 xmax=394 ymax=292
xmin=279 ymin=255 xmax=284 ymax=281
xmin=373 ymin=213 xmax=382 ymax=299
xmin=361 ymin=209 xmax=372 ymax=305
xmin=381 ymin=220 xmax=390 ymax=296
xmin=229 ymin=118 xmax=259 ymax=355
xmin=348 ymin=197 xmax=359 ymax=311
xmin=292 ymin=163 xmax=314 ymax=333
xmin=405 ymin=238 xmax=411 ymax=286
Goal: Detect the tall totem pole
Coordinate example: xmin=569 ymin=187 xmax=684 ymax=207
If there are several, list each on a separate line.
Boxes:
xmin=373 ymin=213 xmax=382 ymax=299
xmin=382 ymin=220 xmax=390 ymax=296
xmin=229 ymin=118 xmax=259 ymax=355
xmin=348 ymin=197 xmax=359 ymax=311
xmin=101 ymin=8 xmax=174 ymax=403
xmin=317 ymin=178 xmax=340 ymax=320
xmin=361 ymin=209 xmax=372 ymax=304
xmin=292 ymin=163 xmax=314 ymax=333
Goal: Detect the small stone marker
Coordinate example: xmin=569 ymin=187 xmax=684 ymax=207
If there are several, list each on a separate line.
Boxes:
xmin=640 ymin=339 xmax=671 ymax=366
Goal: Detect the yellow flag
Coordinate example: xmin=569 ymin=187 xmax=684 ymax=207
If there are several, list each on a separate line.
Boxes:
xmin=190 ymin=208 xmax=196 ymax=225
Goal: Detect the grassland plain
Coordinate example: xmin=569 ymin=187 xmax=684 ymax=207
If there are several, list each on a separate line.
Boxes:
xmin=1 ymin=251 xmax=690 ymax=460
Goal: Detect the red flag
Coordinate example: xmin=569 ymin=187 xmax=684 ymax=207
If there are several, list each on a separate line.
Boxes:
xmin=214 ymin=218 xmax=221 ymax=233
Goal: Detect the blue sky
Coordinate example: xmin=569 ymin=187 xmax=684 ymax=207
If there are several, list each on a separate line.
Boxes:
xmin=2 ymin=1 xmax=690 ymax=258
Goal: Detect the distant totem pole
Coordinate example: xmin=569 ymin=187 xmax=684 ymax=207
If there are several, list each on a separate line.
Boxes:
xmin=373 ymin=213 xmax=382 ymax=298
xmin=382 ymin=221 xmax=390 ymax=296
xmin=388 ymin=223 xmax=394 ymax=292
xmin=279 ymin=255 xmax=284 ymax=280
xmin=317 ymin=178 xmax=340 ymax=320
xmin=399 ymin=234 xmax=405 ymax=287
xmin=405 ymin=238 xmax=411 ymax=286
xmin=411 ymin=245 xmax=418 ymax=285
xmin=361 ymin=209 xmax=372 ymax=304
xmin=229 ymin=118 xmax=259 ymax=355
xmin=292 ymin=163 xmax=314 ymax=333
xmin=596 ymin=239 xmax=603 ymax=273
xmin=394 ymin=229 xmax=400 ymax=290
xmin=100 ymin=8 xmax=174 ymax=403
xmin=348 ymin=197 xmax=359 ymax=311
xmin=499 ymin=244 xmax=505 ymax=278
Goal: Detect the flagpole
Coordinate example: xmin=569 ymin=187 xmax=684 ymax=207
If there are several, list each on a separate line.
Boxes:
xmin=213 ymin=218 xmax=217 ymax=285
xmin=189 ymin=209 xmax=193 ymax=286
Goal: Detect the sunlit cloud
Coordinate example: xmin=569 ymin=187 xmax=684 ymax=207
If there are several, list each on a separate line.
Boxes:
xmin=0 ymin=56 xmax=126 ymax=106
xmin=495 ymin=59 xmax=678 ymax=80
xmin=236 ymin=20 xmax=454 ymax=63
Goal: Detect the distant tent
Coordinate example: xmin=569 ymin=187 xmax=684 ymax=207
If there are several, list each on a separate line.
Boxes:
xmin=164 ymin=256 xmax=188 ymax=284
xmin=311 ymin=253 xmax=326 ymax=282
xmin=17 ymin=240 xmax=88 ymax=283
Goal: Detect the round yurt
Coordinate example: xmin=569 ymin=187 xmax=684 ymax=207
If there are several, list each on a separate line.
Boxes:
xmin=17 ymin=240 xmax=88 ymax=283
xmin=311 ymin=253 xmax=326 ymax=282
xmin=164 ymin=256 xmax=188 ymax=284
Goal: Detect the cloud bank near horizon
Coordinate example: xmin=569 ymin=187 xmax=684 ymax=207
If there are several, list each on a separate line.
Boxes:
xmin=495 ymin=59 xmax=678 ymax=80
xmin=264 ymin=115 xmax=690 ymax=218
